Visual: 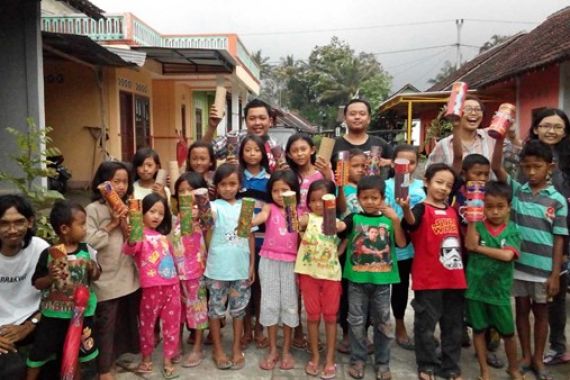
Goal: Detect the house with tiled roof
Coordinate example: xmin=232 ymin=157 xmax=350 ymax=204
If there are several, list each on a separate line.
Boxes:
xmin=378 ymin=6 xmax=570 ymax=147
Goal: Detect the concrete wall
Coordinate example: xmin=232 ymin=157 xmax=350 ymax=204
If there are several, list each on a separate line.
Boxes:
xmin=0 ymin=0 xmax=45 ymax=189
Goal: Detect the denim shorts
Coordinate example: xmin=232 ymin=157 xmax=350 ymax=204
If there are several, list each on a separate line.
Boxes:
xmin=205 ymin=278 xmax=251 ymax=319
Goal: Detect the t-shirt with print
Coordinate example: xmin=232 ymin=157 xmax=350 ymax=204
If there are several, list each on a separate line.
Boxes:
xmin=385 ymin=177 xmax=426 ymax=261
xmin=133 ymin=180 xmax=172 ymax=205
xmin=299 ymin=170 xmax=325 ymax=216
xmin=340 ymin=183 xmax=362 ymax=219
xmin=32 ymin=243 xmax=98 ymax=318
xmin=295 ymin=213 xmax=341 ymax=281
xmin=341 ymin=213 xmax=400 ymax=285
xmin=205 ymin=199 xmax=251 ymax=281
xmin=331 ymin=135 xmax=393 ymax=178
xmin=402 ymin=203 xmax=466 ymax=290
xmin=171 ymin=218 xmax=207 ymax=281
xmin=0 ymin=237 xmax=49 ymax=325
xmin=465 ymin=221 xmax=521 ymax=305
xmin=123 ymin=228 xmax=179 ymax=288
xmin=242 ymin=168 xmax=270 ymax=249
xmin=507 ymin=175 xmax=568 ymax=281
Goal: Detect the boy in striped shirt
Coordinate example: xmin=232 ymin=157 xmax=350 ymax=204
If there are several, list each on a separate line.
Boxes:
xmin=492 ymin=139 xmax=568 ymax=379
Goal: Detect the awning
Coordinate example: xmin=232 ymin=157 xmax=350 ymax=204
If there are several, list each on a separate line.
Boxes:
xmin=42 ymin=32 xmax=135 ymax=68
xmin=131 ymin=47 xmax=235 ymax=75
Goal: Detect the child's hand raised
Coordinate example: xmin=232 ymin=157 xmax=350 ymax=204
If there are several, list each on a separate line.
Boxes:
xmin=396 ymin=196 xmax=410 ymax=210
xmin=379 ymin=203 xmax=399 ymax=221
xmin=151 ymin=182 xmax=167 ymax=198
xmin=315 ymin=156 xmax=333 ymax=181
xmin=464 ymin=227 xmax=480 ymax=251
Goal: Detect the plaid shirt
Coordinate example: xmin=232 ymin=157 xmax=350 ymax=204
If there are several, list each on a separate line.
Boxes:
xmin=426 ymin=129 xmax=497 ymax=168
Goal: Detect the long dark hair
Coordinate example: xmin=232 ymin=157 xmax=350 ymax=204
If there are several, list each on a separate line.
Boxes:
xmin=186 ymin=140 xmax=216 ymax=173
xmin=267 ymin=170 xmax=300 ymax=204
xmin=90 ymin=161 xmax=133 ymax=202
xmin=142 ymin=193 xmax=172 ymax=235
xmin=529 ymin=107 xmax=570 ymax=174
xmin=285 ymin=133 xmax=316 ymax=180
xmin=239 ymin=134 xmax=270 ymax=174
xmin=132 ymin=147 xmax=162 ymax=181
xmin=0 ymin=194 xmax=36 ymax=249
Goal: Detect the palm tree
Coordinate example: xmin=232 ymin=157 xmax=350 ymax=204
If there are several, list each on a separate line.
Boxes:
xmin=251 ymin=49 xmax=271 ymax=79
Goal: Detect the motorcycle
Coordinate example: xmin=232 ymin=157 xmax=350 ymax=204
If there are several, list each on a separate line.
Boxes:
xmin=47 ymin=154 xmax=71 ymax=194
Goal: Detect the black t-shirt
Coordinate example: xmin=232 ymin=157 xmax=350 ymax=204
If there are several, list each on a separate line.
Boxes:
xmin=331 ymin=135 xmax=394 ymax=178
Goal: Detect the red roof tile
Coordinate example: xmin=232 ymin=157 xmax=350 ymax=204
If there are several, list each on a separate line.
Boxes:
xmin=428 ymin=6 xmax=570 ymax=91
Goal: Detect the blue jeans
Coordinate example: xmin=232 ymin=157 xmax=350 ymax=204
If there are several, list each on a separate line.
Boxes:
xmin=348 ymin=281 xmax=393 ymax=370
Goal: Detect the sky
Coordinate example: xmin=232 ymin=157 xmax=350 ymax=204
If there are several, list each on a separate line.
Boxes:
xmin=93 ymin=0 xmax=570 ymax=93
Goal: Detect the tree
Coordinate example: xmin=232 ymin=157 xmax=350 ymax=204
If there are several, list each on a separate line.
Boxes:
xmin=427 ymin=60 xmax=457 ymax=85
xmin=479 ymin=34 xmax=511 ymax=54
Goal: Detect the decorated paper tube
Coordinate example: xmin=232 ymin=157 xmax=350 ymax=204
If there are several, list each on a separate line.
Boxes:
xmin=178 ymin=194 xmax=193 ymax=235
xmin=322 ymin=194 xmax=337 ymax=236
xmin=155 ymin=169 xmax=167 ymax=186
xmin=488 ymin=103 xmax=516 ymax=139
xmin=128 ymin=199 xmax=143 ymax=242
xmin=394 ymin=158 xmax=410 ymax=200
xmin=335 ymin=151 xmax=350 ymax=186
xmin=194 ymin=188 xmax=214 ymax=228
xmin=282 ymin=190 xmax=299 ymax=233
xmin=237 ymin=198 xmax=255 ymax=238
xmin=214 ymin=85 xmax=227 ymax=119
xmin=317 ymin=137 xmax=335 ymax=162
xmin=49 ymin=244 xmax=72 ymax=290
xmin=269 ymin=141 xmax=286 ymax=166
xmin=98 ymin=181 xmax=127 ymax=214
xmin=445 ymin=81 xmax=468 ymax=120
xmin=368 ymin=145 xmax=382 ymax=176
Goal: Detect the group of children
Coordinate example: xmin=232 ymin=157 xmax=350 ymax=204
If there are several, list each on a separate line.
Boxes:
xmin=25 ymin=117 xmax=568 ymax=380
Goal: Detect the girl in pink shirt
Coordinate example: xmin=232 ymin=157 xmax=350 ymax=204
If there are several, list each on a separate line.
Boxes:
xmin=285 ymin=134 xmax=334 ymax=216
xmin=172 ymin=172 xmax=209 ymax=368
xmin=124 ymin=193 xmax=180 ymax=379
xmin=252 ymin=170 xmax=301 ymax=371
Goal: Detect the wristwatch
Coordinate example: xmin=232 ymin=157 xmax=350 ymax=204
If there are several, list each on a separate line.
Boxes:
xmin=30 ymin=317 xmax=39 ymax=325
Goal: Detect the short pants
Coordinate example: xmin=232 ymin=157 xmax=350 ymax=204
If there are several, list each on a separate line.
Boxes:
xmin=205 ymin=278 xmax=250 ymax=319
xmin=298 ymin=274 xmax=341 ymax=323
xmin=512 ymin=279 xmax=548 ymax=304
xmin=465 ymin=299 xmax=514 ymax=336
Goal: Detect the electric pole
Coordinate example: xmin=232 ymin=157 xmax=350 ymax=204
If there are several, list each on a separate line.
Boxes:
xmin=455 ymin=19 xmax=464 ymax=69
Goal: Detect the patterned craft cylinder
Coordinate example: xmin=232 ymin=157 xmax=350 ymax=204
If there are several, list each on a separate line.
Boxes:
xmin=128 ymin=199 xmax=143 ymax=242
xmin=488 ymin=103 xmax=516 ymax=139
xmin=168 ymin=161 xmax=180 ymax=194
xmin=98 ymin=181 xmax=127 ymax=214
xmin=445 ymin=82 xmax=469 ymax=119
xmin=194 ymin=188 xmax=214 ymax=228
xmin=269 ymin=141 xmax=286 ymax=166
xmin=49 ymin=244 xmax=72 ymax=290
xmin=335 ymin=151 xmax=350 ymax=186
xmin=237 ymin=198 xmax=255 ymax=238
xmin=394 ymin=158 xmax=410 ymax=200
xmin=322 ymin=194 xmax=337 ymax=236
xmin=178 ymin=194 xmax=194 ymax=235
xmin=282 ymin=191 xmax=299 ymax=233
xmin=368 ymin=145 xmax=382 ymax=176
xmin=226 ymin=132 xmax=239 ymax=160
xmin=155 ymin=169 xmax=167 ymax=186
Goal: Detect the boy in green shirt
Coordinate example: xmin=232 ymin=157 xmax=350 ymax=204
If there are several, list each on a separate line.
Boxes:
xmin=464 ymin=181 xmax=524 ymax=380
xmin=340 ymin=176 xmax=406 ymax=379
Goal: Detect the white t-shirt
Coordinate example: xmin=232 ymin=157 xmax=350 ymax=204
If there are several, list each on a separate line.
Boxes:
xmin=133 ymin=181 xmax=172 ymax=205
xmin=0 ymin=236 xmax=49 ymax=325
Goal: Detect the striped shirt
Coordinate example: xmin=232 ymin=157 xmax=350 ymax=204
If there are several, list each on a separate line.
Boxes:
xmin=508 ymin=176 xmax=568 ymax=280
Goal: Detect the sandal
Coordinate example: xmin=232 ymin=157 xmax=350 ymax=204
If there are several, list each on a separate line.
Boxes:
xmin=182 ymin=351 xmax=203 ymax=368
xmin=336 ymin=339 xmax=351 ymax=354
xmin=376 ymin=368 xmax=392 ymax=380
xmin=348 ymin=361 xmax=365 ymax=379
xmin=531 ymin=366 xmax=553 ymax=380
xmin=279 ymin=353 xmax=295 ymax=370
xmin=212 ymin=355 xmax=232 ymax=370
xmin=486 ymin=352 xmax=505 ymax=369
xmin=161 ymin=366 xmax=179 ymax=379
xmin=259 ymin=354 xmax=279 ymax=371
xmin=305 ymin=361 xmax=319 ymax=377
xmin=230 ymin=353 xmax=245 ymax=370
xmin=254 ymin=335 xmax=270 ymax=349
xmin=292 ymin=336 xmax=308 ymax=350
xmin=396 ymin=337 xmax=415 ymax=351
xmin=135 ymin=361 xmax=153 ymax=374
xmin=320 ymin=364 xmax=336 ymax=380
xmin=418 ymin=370 xmax=436 ymax=380
xmin=171 ymin=354 xmax=182 ymax=364
xmin=505 ymin=369 xmax=526 ymax=380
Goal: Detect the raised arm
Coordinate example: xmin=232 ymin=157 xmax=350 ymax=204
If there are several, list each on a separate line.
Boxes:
xmin=451 ymin=123 xmax=463 ymax=175
xmin=251 ymin=203 xmax=271 ymax=227
xmin=491 ymin=136 xmax=508 ymax=182
xmin=201 ymin=105 xmax=222 ymax=144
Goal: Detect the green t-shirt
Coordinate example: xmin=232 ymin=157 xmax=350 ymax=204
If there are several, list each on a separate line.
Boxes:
xmin=342 ymin=213 xmax=400 ymax=285
xmin=465 ymin=221 xmax=521 ymax=305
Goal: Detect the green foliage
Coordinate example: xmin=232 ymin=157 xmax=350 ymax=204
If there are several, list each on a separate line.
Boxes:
xmin=256 ymin=37 xmax=392 ymax=130
xmin=0 ymin=118 xmax=64 ymax=242
xmin=424 ymin=106 xmax=454 ymax=149
xmin=428 ymin=60 xmax=458 ymax=86
xmin=479 ymin=34 xmax=511 ymax=54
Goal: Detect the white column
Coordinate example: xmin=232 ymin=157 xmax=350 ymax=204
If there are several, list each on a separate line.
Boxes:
xmin=231 ymin=87 xmax=240 ymax=132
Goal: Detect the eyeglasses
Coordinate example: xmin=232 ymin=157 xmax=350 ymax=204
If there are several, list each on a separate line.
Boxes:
xmin=537 ymin=124 xmax=565 ymax=132
xmin=463 ymin=107 xmax=483 ymax=114
xmin=0 ymin=219 xmax=29 ymax=231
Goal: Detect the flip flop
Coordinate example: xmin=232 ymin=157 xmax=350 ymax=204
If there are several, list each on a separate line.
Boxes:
xmin=292 ymin=336 xmax=308 ymax=350
xmin=531 ymin=366 xmax=553 ymax=380
xmin=240 ymin=333 xmax=253 ymax=350
xmin=418 ymin=370 xmax=436 ymax=380
xmin=182 ymin=352 xmax=204 ymax=368
xmin=376 ymin=368 xmax=392 ymax=380
xmin=486 ymin=352 xmax=505 ymax=369
xmin=396 ymin=337 xmax=415 ymax=351
xmin=135 ymin=361 xmax=153 ymax=374
xmin=305 ymin=361 xmax=319 ymax=377
xmin=505 ymin=369 xmax=525 ymax=380
xmin=212 ymin=355 xmax=232 ymax=370
xmin=254 ymin=335 xmax=269 ymax=349
xmin=348 ymin=362 xmax=365 ymax=379
xmin=336 ymin=340 xmax=351 ymax=354
xmin=230 ymin=353 xmax=246 ymax=370
xmin=161 ymin=366 xmax=179 ymax=379
xmin=320 ymin=364 xmax=337 ymax=380
xmin=279 ymin=353 xmax=295 ymax=370
xmin=259 ymin=354 xmax=279 ymax=370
